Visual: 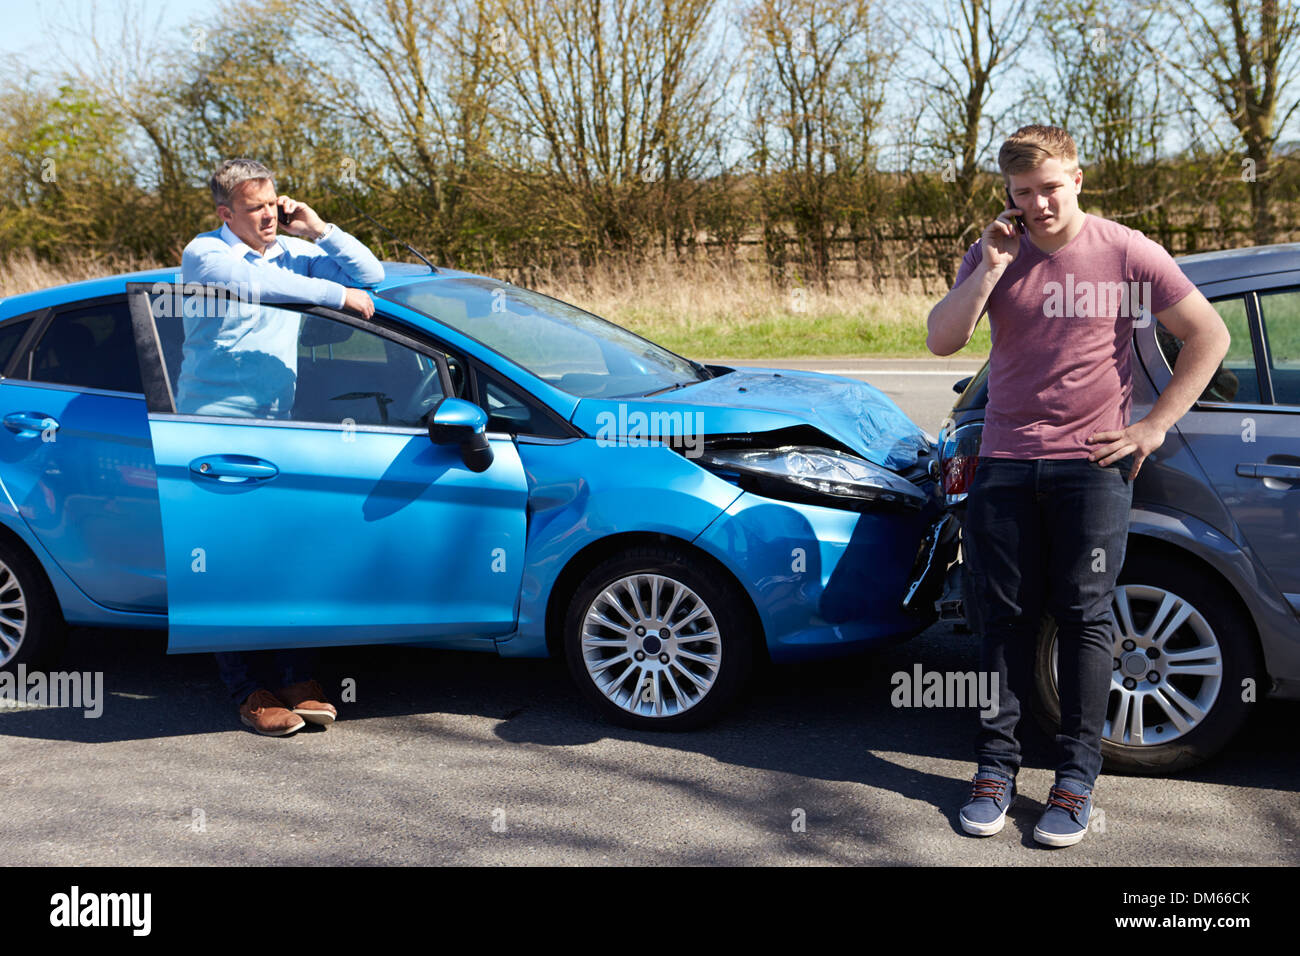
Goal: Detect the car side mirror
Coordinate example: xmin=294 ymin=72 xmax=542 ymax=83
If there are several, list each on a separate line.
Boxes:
xmin=426 ymin=397 xmax=494 ymax=472
xmin=953 ymin=376 xmax=973 ymax=394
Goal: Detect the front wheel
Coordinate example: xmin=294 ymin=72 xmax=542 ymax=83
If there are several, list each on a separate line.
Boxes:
xmin=563 ymin=546 xmax=754 ymax=730
xmin=1033 ymin=551 xmax=1259 ymax=774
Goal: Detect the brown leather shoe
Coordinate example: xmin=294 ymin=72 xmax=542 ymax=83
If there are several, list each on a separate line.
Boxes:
xmin=276 ymin=679 xmax=337 ymax=727
xmin=239 ymin=689 xmax=306 ymax=736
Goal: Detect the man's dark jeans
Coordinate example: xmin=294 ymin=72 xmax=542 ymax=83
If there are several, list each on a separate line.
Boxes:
xmin=215 ymin=650 xmax=319 ymax=706
xmin=963 ymin=455 xmax=1133 ymax=789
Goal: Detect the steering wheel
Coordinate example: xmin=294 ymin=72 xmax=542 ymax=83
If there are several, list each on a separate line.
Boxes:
xmin=397 ymin=366 xmax=445 ymax=425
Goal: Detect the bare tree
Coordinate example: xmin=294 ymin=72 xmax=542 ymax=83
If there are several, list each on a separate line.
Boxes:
xmin=292 ymin=0 xmax=507 ymax=264
xmin=1148 ymin=0 xmax=1300 ymax=244
xmin=903 ymin=0 xmax=1029 ymax=239
xmin=1024 ymin=0 xmax=1181 ymax=224
xmin=492 ymin=0 xmax=729 ymax=256
xmin=49 ymin=0 xmax=198 ymax=244
xmin=741 ymin=0 xmax=897 ymax=286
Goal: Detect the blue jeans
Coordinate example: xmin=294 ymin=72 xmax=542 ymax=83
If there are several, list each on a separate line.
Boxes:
xmin=963 ymin=455 xmax=1133 ymax=789
xmin=215 ymin=650 xmax=319 ymax=705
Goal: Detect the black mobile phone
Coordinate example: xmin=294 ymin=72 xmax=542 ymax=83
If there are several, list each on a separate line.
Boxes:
xmin=1004 ymin=187 xmax=1026 ymax=235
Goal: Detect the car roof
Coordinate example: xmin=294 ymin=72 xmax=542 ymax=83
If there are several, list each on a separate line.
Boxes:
xmin=0 ymin=261 xmax=487 ymax=319
xmin=1176 ymin=242 xmax=1300 ymax=285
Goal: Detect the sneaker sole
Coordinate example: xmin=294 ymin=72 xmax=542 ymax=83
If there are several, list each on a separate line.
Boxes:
xmin=1033 ymin=825 xmax=1087 ymax=847
xmin=959 ymin=809 xmax=1009 ymax=836
xmin=240 ymin=714 xmax=306 ymax=736
xmin=293 ymin=708 xmax=335 ymax=727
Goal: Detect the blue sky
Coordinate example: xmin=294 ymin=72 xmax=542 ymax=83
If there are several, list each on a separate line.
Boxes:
xmin=0 ymin=0 xmax=213 ymax=70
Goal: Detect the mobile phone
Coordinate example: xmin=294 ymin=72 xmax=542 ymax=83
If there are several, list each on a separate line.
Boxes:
xmin=1004 ymin=187 xmax=1026 ymax=235
xmin=277 ymin=202 xmax=291 ymax=227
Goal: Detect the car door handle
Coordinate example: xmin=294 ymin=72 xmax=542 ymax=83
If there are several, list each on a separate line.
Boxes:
xmin=3 ymin=412 xmax=59 ymax=436
xmin=189 ymin=455 xmax=280 ymax=483
xmin=1237 ymin=463 xmax=1300 ymax=481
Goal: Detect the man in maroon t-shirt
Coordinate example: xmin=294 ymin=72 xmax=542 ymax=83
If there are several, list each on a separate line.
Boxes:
xmin=926 ymin=126 xmax=1229 ymax=846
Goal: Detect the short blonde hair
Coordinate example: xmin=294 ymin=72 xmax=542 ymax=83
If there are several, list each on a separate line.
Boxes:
xmin=998 ymin=126 xmax=1079 ymax=178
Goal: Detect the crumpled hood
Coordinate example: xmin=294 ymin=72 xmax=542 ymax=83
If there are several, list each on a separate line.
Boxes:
xmin=570 ymin=367 xmax=933 ymax=472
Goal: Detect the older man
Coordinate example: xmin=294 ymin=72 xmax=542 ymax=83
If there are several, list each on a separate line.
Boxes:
xmin=182 ymin=158 xmax=384 ymax=735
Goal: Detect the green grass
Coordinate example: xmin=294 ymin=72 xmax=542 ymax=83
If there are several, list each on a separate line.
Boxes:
xmin=602 ymin=302 xmax=992 ymax=359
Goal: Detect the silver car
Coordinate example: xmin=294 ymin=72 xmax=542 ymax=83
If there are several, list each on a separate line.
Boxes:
xmin=935 ymin=242 xmax=1300 ymax=773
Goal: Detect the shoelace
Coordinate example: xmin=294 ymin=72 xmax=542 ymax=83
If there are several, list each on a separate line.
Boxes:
xmin=970 ymin=776 xmax=1009 ymax=801
xmin=1046 ymin=785 xmax=1089 ymax=817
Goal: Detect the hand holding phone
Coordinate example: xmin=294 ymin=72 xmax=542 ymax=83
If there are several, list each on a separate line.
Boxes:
xmin=1004 ymin=187 xmax=1026 ymax=235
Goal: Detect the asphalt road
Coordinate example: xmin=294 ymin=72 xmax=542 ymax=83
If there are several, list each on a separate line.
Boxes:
xmin=1 ymin=357 xmax=1296 ymax=866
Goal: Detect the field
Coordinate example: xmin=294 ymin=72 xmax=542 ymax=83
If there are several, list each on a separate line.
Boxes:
xmin=0 ymin=250 xmax=991 ymax=360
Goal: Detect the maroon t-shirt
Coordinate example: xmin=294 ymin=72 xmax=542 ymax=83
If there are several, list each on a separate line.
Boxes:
xmin=953 ymin=214 xmax=1195 ymax=458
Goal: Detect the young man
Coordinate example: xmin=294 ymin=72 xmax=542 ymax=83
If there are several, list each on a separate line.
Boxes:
xmin=182 ymin=158 xmax=385 ymax=735
xmin=926 ymin=126 xmax=1229 ymax=846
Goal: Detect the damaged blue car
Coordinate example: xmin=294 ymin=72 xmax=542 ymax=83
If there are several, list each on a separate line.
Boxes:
xmin=0 ymin=265 xmax=944 ymax=728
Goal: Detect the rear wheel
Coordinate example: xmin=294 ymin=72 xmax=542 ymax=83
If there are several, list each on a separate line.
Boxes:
xmin=0 ymin=538 xmax=66 ymax=673
xmin=563 ymin=546 xmax=754 ymax=730
xmin=1033 ymin=550 xmax=1258 ymax=774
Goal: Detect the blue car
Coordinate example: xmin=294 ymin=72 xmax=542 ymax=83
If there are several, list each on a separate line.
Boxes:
xmin=0 ymin=265 xmax=944 ymax=728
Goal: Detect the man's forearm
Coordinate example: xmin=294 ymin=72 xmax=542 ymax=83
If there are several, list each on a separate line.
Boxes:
xmin=927 ymin=261 xmax=1003 ymax=355
xmin=1140 ymin=325 xmax=1231 ymax=433
xmin=310 ymin=227 xmax=385 ymax=288
xmin=183 ymin=241 xmax=348 ymax=309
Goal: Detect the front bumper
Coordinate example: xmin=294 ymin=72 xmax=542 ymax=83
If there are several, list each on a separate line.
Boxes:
xmin=692 ymin=489 xmax=941 ymax=661
xmin=901 ymin=512 xmax=960 ymax=614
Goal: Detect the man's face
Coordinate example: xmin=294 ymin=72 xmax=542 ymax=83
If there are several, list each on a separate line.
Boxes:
xmin=1005 ymin=158 xmax=1083 ymax=240
xmin=217 ymin=178 xmax=279 ymax=252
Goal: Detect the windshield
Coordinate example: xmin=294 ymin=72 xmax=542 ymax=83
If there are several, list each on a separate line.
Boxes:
xmin=381 ymin=277 xmax=706 ymax=398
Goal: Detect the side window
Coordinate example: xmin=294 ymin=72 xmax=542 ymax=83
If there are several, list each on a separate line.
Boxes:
xmin=477 ymin=366 xmax=568 ymax=437
xmin=1257 ymin=289 xmax=1300 ymax=406
xmin=21 ymin=302 xmax=143 ymax=394
xmin=152 ymin=295 xmax=445 ymax=427
xmin=1157 ymin=296 xmax=1257 ymax=404
xmin=0 ymin=317 xmax=34 ymax=374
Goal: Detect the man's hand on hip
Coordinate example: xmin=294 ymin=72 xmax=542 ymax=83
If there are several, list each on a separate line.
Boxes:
xmin=342 ymin=287 xmax=375 ymax=319
xmin=1086 ymin=417 xmax=1165 ymax=480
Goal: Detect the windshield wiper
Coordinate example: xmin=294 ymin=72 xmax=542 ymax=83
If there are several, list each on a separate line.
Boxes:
xmin=643 ymin=381 xmax=694 ymax=397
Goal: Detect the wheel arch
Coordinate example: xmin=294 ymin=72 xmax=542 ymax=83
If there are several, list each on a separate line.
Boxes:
xmin=0 ymin=518 xmax=66 ymax=623
xmin=543 ymin=531 xmax=767 ymax=663
xmin=1123 ymin=529 xmax=1267 ymax=682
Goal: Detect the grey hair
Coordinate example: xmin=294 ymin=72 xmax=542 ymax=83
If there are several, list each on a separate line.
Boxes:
xmin=209 ymin=158 xmax=275 ymax=208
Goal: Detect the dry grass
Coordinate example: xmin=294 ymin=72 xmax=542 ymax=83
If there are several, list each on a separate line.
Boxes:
xmin=0 ymin=250 xmax=165 ymax=298
xmin=0 ymin=249 xmax=984 ymax=358
xmin=515 ymin=254 xmax=983 ymax=358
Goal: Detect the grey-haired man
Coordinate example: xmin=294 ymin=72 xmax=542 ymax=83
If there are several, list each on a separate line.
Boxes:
xmin=182 ymin=158 xmax=384 ymax=735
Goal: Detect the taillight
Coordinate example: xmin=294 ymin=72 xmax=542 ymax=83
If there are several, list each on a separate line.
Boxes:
xmin=938 ymin=422 xmax=983 ymax=503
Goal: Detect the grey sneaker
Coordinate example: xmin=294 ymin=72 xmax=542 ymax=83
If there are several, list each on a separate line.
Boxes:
xmin=959 ymin=767 xmax=1016 ymax=836
xmin=1033 ymin=779 xmax=1092 ymax=847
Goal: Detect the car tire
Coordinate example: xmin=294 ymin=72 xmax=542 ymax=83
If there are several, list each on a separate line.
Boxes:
xmin=0 ymin=537 xmax=66 ymax=674
xmin=1033 ymin=550 xmax=1259 ymax=775
xmin=563 ymin=546 xmax=754 ymax=731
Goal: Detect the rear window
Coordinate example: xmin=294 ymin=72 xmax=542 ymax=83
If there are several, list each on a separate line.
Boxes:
xmin=21 ymin=302 xmax=143 ymax=394
xmin=0 ymin=318 xmax=34 ymax=375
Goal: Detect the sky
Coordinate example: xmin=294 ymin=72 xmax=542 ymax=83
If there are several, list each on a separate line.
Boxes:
xmin=0 ymin=0 xmax=213 ymax=70
xmin=1 ymin=0 xmax=1294 ymax=172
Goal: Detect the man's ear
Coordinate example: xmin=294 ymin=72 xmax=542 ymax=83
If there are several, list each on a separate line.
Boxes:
xmin=216 ymin=204 xmax=233 ymax=225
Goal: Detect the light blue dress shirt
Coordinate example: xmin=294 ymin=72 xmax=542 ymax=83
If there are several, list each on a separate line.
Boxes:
xmin=175 ymin=223 xmax=384 ymax=417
